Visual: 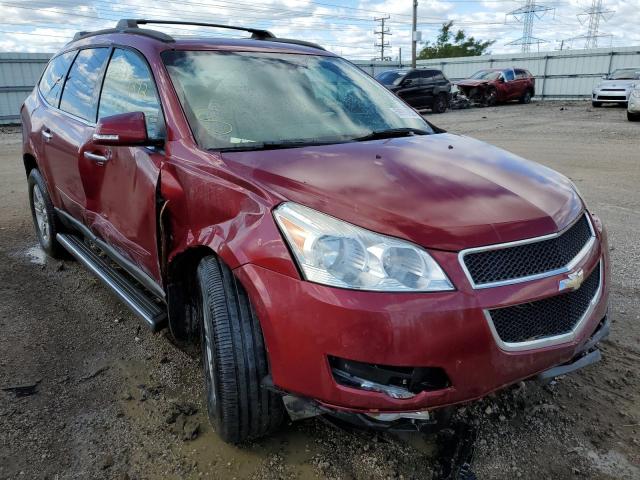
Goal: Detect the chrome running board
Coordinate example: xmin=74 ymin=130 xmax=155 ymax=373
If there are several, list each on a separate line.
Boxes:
xmin=57 ymin=234 xmax=167 ymax=331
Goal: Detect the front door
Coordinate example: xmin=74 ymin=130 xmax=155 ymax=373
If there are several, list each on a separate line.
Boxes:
xmin=80 ymin=47 xmax=165 ymax=283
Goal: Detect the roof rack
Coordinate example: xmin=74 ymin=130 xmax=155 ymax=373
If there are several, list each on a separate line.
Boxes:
xmin=71 ymin=19 xmax=325 ymax=51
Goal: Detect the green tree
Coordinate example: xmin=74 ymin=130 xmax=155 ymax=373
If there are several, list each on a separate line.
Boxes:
xmin=418 ymin=21 xmax=494 ymax=60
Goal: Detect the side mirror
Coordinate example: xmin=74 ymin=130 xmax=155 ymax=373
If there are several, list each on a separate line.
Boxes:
xmin=92 ymin=112 xmax=159 ymax=146
xmin=402 ymin=78 xmax=414 ymax=86
xmin=498 ymin=76 xmax=505 ymax=83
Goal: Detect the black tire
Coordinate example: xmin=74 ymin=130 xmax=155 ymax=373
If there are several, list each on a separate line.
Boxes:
xmin=628 ymin=111 xmax=640 ymax=122
xmin=485 ymin=88 xmax=497 ymax=107
xmin=432 ymin=93 xmax=448 ymax=113
xmin=197 ymin=256 xmax=284 ymax=443
xmin=519 ymin=90 xmax=532 ymax=104
xmin=592 ymin=101 xmax=602 ymax=108
xmin=27 ymin=169 xmax=64 ymax=259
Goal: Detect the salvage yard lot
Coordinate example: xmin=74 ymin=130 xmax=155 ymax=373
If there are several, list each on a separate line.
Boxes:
xmin=1 ymin=101 xmax=639 ymax=479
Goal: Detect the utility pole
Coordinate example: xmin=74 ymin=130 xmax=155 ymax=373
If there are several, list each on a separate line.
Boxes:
xmin=399 ymin=47 xmax=402 ymax=66
xmin=411 ymin=0 xmax=418 ymax=68
xmin=374 ymin=15 xmax=391 ymax=61
xmin=506 ymin=0 xmax=553 ymax=53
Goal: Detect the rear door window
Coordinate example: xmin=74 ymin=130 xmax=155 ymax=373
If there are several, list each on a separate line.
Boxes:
xmin=98 ymin=48 xmax=163 ymax=139
xmin=515 ymin=69 xmax=528 ymax=79
xmin=39 ymin=51 xmax=77 ymax=107
xmin=60 ymin=48 xmax=110 ymax=122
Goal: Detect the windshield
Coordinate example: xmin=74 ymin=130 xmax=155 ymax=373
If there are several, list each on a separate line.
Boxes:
xmin=162 ymin=51 xmax=432 ymax=151
xmin=469 ymin=70 xmax=501 ymax=80
xmin=376 ymin=70 xmax=407 ymax=86
xmin=608 ymin=68 xmax=640 ymax=80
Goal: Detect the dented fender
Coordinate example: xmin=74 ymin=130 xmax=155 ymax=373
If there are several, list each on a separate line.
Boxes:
xmin=159 ymin=140 xmax=299 ymax=279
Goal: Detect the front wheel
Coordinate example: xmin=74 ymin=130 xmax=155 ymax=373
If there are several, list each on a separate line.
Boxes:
xmin=628 ymin=111 xmax=640 ymax=121
xmin=485 ymin=88 xmax=498 ymax=106
xmin=197 ymin=256 xmax=284 ymax=443
xmin=432 ymin=93 xmax=448 ymax=113
xmin=27 ymin=169 xmax=64 ymax=258
xmin=592 ymin=101 xmax=602 ymax=108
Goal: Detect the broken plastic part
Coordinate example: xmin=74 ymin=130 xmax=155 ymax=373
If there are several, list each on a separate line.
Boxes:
xmin=332 ymin=369 xmax=416 ymax=399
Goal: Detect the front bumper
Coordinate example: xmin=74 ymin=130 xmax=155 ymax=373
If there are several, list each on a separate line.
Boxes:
xmin=593 ymin=89 xmax=630 ymax=102
xmin=234 ymin=221 xmax=609 ymax=414
xmin=628 ymin=94 xmax=640 ymax=113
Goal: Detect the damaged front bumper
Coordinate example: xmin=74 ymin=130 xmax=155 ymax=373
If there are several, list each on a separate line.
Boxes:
xmin=277 ymin=316 xmax=610 ymax=432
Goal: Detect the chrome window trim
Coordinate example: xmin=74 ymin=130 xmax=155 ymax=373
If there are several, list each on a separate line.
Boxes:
xmin=459 ymin=212 xmax=596 ymax=289
xmin=484 ymin=260 xmax=603 ymax=352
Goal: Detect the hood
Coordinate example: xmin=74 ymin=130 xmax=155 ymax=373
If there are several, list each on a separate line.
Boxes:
xmin=456 ymin=79 xmax=490 ymax=87
xmin=598 ymin=79 xmax=637 ymax=89
xmin=221 ymin=133 xmax=582 ymax=251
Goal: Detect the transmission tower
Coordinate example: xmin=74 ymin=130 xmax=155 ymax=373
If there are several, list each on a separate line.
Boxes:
xmin=506 ymin=0 xmax=554 ymax=53
xmin=374 ymin=15 xmax=391 ymax=61
xmin=578 ymin=0 xmax=614 ymax=49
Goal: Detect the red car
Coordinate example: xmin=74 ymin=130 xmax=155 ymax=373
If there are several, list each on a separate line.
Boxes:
xmin=22 ymin=20 xmax=609 ymax=443
xmin=456 ymin=68 xmax=535 ymax=105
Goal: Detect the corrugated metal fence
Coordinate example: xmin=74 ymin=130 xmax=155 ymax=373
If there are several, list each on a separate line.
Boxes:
xmin=354 ymin=46 xmax=640 ymax=100
xmin=0 ymin=53 xmax=50 ymax=124
xmin=1 ymin=47 xmax=639 ymax=124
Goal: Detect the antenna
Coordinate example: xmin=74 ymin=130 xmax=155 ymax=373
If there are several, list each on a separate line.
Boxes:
xmin=374 ymin=15 xmax=391 ymax=61
xmin=506 ymin=0 xmax=554 ymax=53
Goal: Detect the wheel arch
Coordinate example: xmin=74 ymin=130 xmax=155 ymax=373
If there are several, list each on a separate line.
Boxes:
xmin=23 ymin=153 xmax=38 ymax=177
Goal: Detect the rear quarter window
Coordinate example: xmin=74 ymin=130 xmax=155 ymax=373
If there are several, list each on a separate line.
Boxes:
xmin=60 ymin=48 xmax=110 ymax=122
xmin=39 ymin=51 xmax=77 ymax=107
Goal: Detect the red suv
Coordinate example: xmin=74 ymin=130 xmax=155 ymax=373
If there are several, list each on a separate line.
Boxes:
xmin=22 ymin=20 xmax=609 ymax=443
xmin=456 ymin=68 xmax=535 ymax=105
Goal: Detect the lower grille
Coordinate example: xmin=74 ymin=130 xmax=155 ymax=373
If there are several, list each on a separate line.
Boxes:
xmin=597 ymin=95 xmax=626 ymax=101
xmin=488 ymin=262 xmax=601 ymax=344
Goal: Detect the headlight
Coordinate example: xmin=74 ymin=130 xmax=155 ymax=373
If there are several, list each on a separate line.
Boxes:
xmin=274 ymin=202 xmax=453 ymax=292
xmin=632 ymin=89 xmax=640 ymax=98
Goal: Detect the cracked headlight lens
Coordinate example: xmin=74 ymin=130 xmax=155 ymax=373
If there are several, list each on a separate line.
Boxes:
xmin=274 ymin=202 xmax=453 ymax=292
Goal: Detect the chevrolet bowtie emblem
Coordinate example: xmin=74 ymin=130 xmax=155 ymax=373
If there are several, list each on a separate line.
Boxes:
xmin=559 ymin=269 xmax=584 ymax=292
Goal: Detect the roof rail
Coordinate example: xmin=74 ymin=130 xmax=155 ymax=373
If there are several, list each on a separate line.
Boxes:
xmin=71 ymin=19 xmax=325 ymax=51
xmin=116 ymin=19 xmax=275 ymax=40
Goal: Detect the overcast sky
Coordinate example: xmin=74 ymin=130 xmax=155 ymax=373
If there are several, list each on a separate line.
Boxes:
xmin=1 ymin=0 xmax=638 ymax=59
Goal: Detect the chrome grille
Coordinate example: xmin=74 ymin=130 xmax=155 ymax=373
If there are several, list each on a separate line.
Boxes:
xmin=462 ymin=213 xmax=594 ymax=288
xmin=487 ymin=263 xmax=601 ymax=345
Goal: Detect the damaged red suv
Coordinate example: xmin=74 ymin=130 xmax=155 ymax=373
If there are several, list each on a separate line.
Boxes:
xmin=456 ymin=68 xmax=535 ymax=105
xmin=22 ymin=20 xmax=609 ymax=443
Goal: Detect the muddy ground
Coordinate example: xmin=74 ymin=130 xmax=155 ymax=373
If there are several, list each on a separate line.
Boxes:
xmin=1 ymin=101 xmax=639 ymax=480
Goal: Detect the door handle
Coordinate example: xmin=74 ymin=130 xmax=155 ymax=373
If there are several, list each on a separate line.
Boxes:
xmin=42 ymin=129 xmax=53 ymax=141
xmin=84 ymin=151 xmax=109 ymax=164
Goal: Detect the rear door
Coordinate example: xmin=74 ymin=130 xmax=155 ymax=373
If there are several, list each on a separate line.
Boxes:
xmin=514 ymin=69 xmax=530 ymax=97
xmin=47 ymin=47 xmax=111 ymax=219
xmin=82 ymin=47 xmax=165 ymax=282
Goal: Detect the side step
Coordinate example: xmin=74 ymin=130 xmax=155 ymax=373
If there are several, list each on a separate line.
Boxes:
xmin=57 ymin=234 xmax=167 ymax=331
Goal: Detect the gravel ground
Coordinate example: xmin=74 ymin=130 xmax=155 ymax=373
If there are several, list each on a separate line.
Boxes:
xmin=0 ymin=101 xmax=639 ymax=480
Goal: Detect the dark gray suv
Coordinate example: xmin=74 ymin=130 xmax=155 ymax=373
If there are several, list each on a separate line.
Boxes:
xmin=376 ymin=68 xmax=451 ymax=113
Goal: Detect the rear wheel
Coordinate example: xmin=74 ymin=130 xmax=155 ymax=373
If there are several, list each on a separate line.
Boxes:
xmin=432 ymin=93 xmax=448 ymax=113
xmin=197 ymin=256 xmax=284 ymax=443
xmin=27 ymin=169 xmax=64 ymax=259
xmin=628 ymin=111 xmax=640 ymax=121
xmin=519 ymin=90 xmax=532 ymax=104
xmin=592 ymin=101 xmax=602 ymax=108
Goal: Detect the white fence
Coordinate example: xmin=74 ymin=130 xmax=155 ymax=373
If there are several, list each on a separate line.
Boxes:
xmin=1 ymin=46 xmax=640 ymax=124
xmin=0 ymin=53 xmax=50 ymax=124
xmin=354 ymin=46 xmax=640 ymax=100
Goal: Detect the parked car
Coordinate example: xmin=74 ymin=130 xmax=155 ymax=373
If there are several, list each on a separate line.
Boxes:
xmin=592 ymin=68 xmax=640 ymax=107
xmin=628 ymin=85 xmax=640 ymax=121
xmin=22 ymin=19 xmax=610 ymax=443
xmin=375 ymin=68 xmax=451 ymax=113
xmin=456 ymin=68 xmax=535 ymax=106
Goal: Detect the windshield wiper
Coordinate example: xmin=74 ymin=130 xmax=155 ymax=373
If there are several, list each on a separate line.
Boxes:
xmin=352 ymin=127 xmax=431 ymax=142
xmin=215 ymin=139 xmax=344 ymax=152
